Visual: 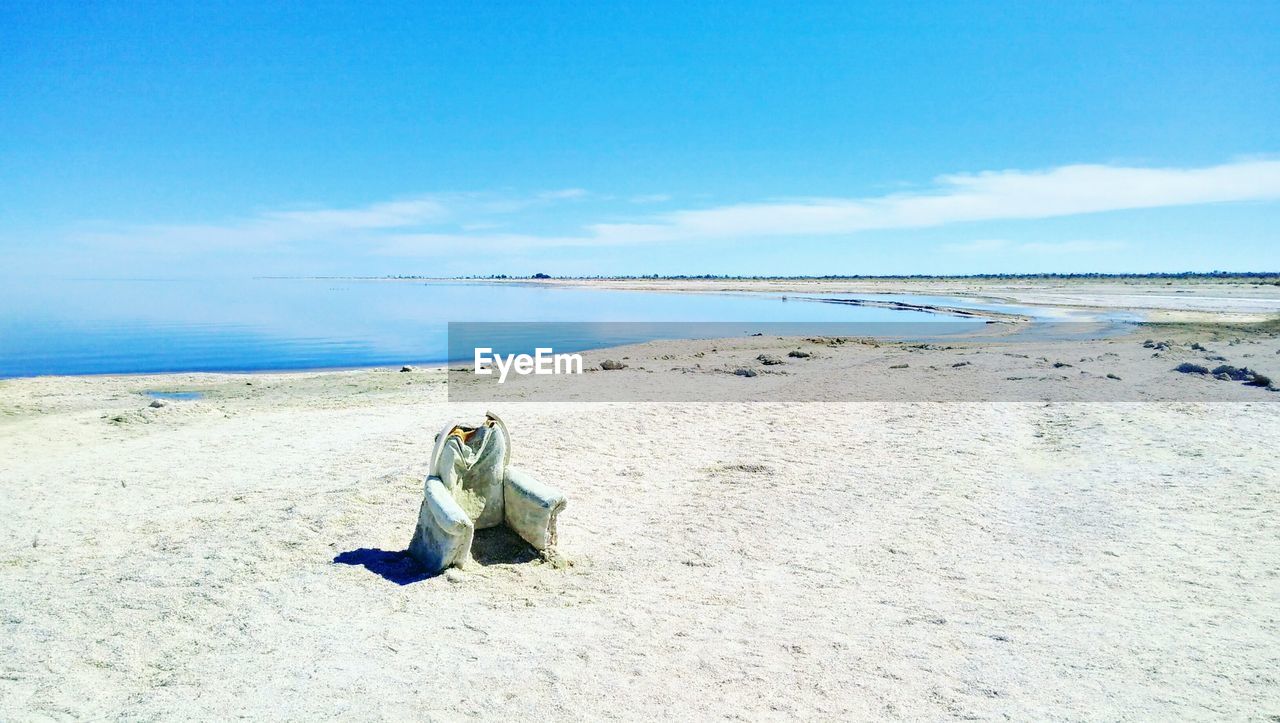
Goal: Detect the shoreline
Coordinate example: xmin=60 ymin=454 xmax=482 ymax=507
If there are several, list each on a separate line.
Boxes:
xmin=315 ymin=274 xmax=1280 ymax=322
xmin=0 ymin=322 xmax=1140 ymax=384
xmin=4 ymin=320 xmax=1276 ymax=413
xmin=10 ymin=314 xmax=1280 ymax=385
xmin=394 ymin=275 xmax=1280 ymax=322
xmin=10 ymin=277 xmax=1280 ymax=382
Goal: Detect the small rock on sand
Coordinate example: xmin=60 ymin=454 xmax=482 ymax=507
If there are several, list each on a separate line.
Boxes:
xmin=148 ymin=400 xmax=166 ymax=408
xmin=787 ymin=350 xmax=812 ymax=359
xmin=600 ymin=360 xmax=627 ymax=370
xmin=734 ymin=368 xmax=758 ymax=377
xmin=400 ymin=366 xmax=414 ymax=372
xmin=1106 ymin=373 xmax=1121 ymax=380
xmin=1174 ymin=363 xmax=1210 ymax=375
xmin=757 ymin=354 xmax=783 ymax=366
xmin=952 ymin=361 xmax=971 ymax=368
xmin=890 ymin=363 xmax=909 ymax=369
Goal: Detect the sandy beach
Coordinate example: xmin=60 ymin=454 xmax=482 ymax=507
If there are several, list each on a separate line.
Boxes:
xmin=1 ymin=281 xmax=1278 ymax=719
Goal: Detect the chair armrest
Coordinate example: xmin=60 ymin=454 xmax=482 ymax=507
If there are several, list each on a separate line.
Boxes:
xmin=424 ymin=476 xmax=471 ymax=534
xmin=504 ymin=466 xmax=567 ymax=551
xmin=408 ymin=476 xmax=475 ymax=573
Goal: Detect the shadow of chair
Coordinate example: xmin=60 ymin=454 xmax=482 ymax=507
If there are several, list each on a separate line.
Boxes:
xmin=333 ymin=527 xmax=538 ymax=585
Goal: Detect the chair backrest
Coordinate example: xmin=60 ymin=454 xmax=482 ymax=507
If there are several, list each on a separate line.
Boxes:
xmin=429 ymin=412 xmax=510 ymax=529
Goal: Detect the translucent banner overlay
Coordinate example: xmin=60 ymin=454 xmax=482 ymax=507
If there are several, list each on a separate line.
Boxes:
xmin=446 ymin=322 xmax=1280 ymax=403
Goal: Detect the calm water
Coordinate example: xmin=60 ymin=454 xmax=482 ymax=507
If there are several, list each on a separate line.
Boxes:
xmin=0 ymin=278 xmax=1007 ymax=377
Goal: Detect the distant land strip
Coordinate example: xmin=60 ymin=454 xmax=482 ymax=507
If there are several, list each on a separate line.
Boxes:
xmin=264 ymin=271 xmax=1280 ymax=282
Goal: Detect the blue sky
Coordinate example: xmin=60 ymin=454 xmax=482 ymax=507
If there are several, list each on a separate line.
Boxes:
xmin=2 ymin=1 xmax=1277 ymax=277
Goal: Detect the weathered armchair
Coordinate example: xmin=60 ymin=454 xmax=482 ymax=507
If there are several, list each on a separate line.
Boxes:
xmin=408 ymin=412 xmax=566 ymax=574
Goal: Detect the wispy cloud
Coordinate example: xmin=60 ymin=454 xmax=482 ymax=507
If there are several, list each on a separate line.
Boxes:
xmin=70 ymin=158 xmax=1280 ymax=258
xmin=380 ymin=158 xmax=1280 ymax=254
xmin=580 ymin=159 xmax=1280 ymax=244
xmin=72 ymin=195 xmax=452 ymax=253
xmin=72 ymin=191 xmax=563 ymax=253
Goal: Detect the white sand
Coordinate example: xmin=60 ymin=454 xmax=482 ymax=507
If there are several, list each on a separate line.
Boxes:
xmin=1 ymin=290 xmax=1279 ymax=719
